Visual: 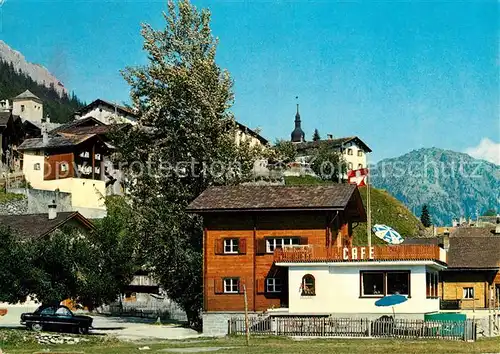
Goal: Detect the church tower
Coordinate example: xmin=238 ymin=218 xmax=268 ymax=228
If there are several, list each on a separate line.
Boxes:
xmin=12 ymin=90 xmax=43 ymax=122
xmin=290 ymin=99 xmax=305 ymax=143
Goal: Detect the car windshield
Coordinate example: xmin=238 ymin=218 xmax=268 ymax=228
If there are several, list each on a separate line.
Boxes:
xmin=55 ymin=307 xmax=73 ymax=317
xmin=38 ymin=306 xmax=56 ymax=316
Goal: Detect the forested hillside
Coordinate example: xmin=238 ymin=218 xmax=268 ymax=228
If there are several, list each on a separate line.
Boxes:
xmin=0 ymin=60 xmax=84 ymax=123
xmin=285 ymin=176 xmax=425 ymax=245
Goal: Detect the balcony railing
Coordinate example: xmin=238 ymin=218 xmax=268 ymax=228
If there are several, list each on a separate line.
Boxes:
xmin=274 ymin=245 xmax=446 ymax=264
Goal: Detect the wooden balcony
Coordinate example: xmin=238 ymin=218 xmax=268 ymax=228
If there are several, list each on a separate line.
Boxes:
xmin=274 ymin=245 xmax=447 ymax=264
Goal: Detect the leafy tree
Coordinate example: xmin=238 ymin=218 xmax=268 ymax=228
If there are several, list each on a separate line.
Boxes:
xmin=0 ymin=226 xmax=35 ymax=303
xmin=73 ymin=196 xmax=138 ymax=309
xmin=117 ymin=0 xmax=260 ymax=329
xmin=270 ymin=139 xmax=297 ymax=164
xmin=309 ymin=141 xmax=346 ymax=182
xmin=420 ymin=204 xmax=432 ymax=227
xmin=482 ymin=208 xmax=497 ymax=217
xmin=0 ymin=197 xmax=138 ymax=309
xmin=312 ymin=129 xmax=321 ymax=142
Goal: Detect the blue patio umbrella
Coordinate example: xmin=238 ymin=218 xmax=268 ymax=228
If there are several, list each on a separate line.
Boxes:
xmin=375 ymin=295 xmax=408 ymax=319
xmin=372 ymin=224 xmax=404 ymax=245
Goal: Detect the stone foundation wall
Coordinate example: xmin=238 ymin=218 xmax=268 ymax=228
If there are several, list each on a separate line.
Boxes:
xmin=7 ymin=188 xmax=72 ymax=214
xmin=203 ymin=312 xmax=234 ymax=336
xmin=0 ymin=196 xmax=28 ymax=215
xmin=202 ymin=312 xmax=267 ymax=336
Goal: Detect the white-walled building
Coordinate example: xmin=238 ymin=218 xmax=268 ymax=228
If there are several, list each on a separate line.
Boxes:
xmin=12 ymin=90 xmax=43 ymax=122
xmin=296 ymin=136 xmax=372 ymax=171
xmin=74 ymin=99 xmax=138 ymax=125
xmin=235 ymin=122 xmax=268 ymax=148
xmin=18 ymin=126 xmax=109 ymax=219
xmin=273 ymin=245 xmax=446 ymax=317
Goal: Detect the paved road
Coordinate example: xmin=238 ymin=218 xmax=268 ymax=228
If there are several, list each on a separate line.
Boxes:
xmin=0 ymin=305 xmax=200 ymax=340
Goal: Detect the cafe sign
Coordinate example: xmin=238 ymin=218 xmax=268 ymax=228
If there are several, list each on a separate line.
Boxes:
xmin=343 ymin=246 xmax=375 ymax=260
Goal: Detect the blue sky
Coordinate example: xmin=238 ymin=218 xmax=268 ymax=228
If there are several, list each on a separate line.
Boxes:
xmin=0 ymin=0 xmax=498 ymax=162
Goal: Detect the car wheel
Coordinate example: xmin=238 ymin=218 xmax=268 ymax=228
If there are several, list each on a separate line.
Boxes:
xmin=78 ymin=326 xmax=89 ymax=335
xmin=30 ymin=323 xmax=43 ymax=332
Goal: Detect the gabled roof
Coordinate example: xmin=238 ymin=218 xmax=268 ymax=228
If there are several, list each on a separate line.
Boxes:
xmin=0 ymin=112 xmax=22 ymax=128
xmin=402 ymin=237 xmax=441 ymax=246
xmin=235 ymin=121 xmax=269 ymax=145
xmin=76 ymin=99 xmax=138 ymax=118
xmin=59 ymin=124 xmax=128 ymax=135
xmin=0 ymin=212 xmax=94 ymax=240
xmin=0 ymin=111 xmax=10 ymax=126
xmin=23 ymin=119 xmax=62 ymax=133
xmin=404 ymin=228 xmax=500 ymax=269
xmin=447 ymin=236 xmax=500 ymax=269
xmin=187 ymin=184 xmax=363 ymax=213
xmin=13 ymin=90 xmax=41 ymax=101
xmin=450 ymin=227 xmax=499 ymax=238
xmin=49 ymin=116 xmax=104 ymax=134
xmin=18 ymin=133 xmax=97 ymax=150
xmin=296 ymin=136 xmax=372 ymax=153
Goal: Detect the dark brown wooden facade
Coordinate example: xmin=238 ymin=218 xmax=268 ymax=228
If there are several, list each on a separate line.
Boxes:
xmin=41 ymin=136 xmax=107 ymax=181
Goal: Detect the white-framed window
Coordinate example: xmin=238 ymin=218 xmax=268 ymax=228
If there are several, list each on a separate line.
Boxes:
xmin=358 ymin=163 xmax=363 ymax=169
xmin=224 ymin=278 xmax=239 ymax=294
xmin=21 ymin=105 xmax=25 ymax=112
xmin=266 ymin=278 xmax=282 ymax=293
xmin=224 ymin=239 xmax=239 ymax=254
xmin=347 ymin=162 xmax=353 ymax=170
xmin=266 ymin=237 xmax=300 ymax=253
xmin=33 ymin=163 xmax=40 ymax=171
xmin=60 ymin=163 xmax=68 ymax=172
xmin=357 ymin=150 xmax=363 ymax=157
xmin=463 ymin=287 xmax=474 ymax=299
xmin=347 ymin=148 xmax=353 ymax=155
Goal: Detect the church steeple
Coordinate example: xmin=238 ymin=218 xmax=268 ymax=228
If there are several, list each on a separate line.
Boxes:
xmin=291 ymin=96 xmax=305 ymax=143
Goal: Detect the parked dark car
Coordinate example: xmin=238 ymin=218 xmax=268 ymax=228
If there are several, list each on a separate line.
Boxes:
xmin=20 ymin=304 xmax=93 ymax=334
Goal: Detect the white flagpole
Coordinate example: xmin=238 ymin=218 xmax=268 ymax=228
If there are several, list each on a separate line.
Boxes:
xmin=367 ymin=154 xmax=371 ymax=248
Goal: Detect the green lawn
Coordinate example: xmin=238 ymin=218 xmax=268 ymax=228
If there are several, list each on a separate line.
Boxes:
xmin=1 ymin=330 xmax=499 ymax=354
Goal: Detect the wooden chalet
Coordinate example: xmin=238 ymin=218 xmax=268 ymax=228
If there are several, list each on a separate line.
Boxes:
xmin=188 ymin=185 xmax=448 ymax=335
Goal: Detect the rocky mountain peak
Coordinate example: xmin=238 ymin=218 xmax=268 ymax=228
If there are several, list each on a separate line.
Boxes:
xmin=0 ymin=40 xmax=67 ymax=97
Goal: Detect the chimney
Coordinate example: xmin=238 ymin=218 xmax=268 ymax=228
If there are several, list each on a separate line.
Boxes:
xmin=48 ymin=200 xmax=57 ymax=220
xmin=443 ymin=229 xmax=450 ymax=250
xmin=42 ymin=115 xmax=49 ymax=145
xmin=496 ymin=214 xmax=500 ymax=235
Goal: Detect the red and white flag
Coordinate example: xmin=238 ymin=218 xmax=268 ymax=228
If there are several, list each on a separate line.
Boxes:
xmin=347 ymin=168 xmax=369 ymax=186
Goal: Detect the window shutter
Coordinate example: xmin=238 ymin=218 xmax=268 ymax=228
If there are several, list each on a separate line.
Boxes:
xmin=214 ymin=278 xmax=223 ymax=294
xmin=256 ymin=239 xmax=267 ymax=255
xmin=238 ymin=278 xmax=245 ymax=294
xmin=300 ymin=237 xmax=309 ymax=245
xmin=214 ymin=239 xmax=224 ymax=255
xmin=256 ymin=278 xmax=265 ymax=294
xmin=239 ymin=238 xmax=247 ymax=254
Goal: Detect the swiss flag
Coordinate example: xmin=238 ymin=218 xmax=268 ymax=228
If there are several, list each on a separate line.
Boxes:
xmin=347 ymin=168 xmax=369 ymax=186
